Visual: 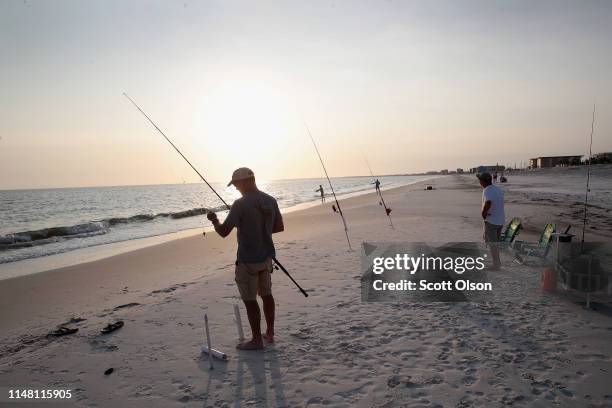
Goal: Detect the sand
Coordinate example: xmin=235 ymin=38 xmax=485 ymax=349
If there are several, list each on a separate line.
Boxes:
xmin=1 ymin=175 xmax=611 ymax=407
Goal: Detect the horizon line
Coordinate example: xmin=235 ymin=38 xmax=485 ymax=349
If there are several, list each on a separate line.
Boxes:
xmin=0 ymin=172 xmax=430 ymax=192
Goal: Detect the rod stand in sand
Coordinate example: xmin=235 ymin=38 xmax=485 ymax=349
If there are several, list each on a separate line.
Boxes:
xmin=581 ymin=104 xmax=595 ymax=254
xmin=204 ymin=314 xmax=214 ymax=369
xmin=202 ymin=314 xmax=228 ymax=364
xmin=233 ymin=304 xmax=245 ymax=342
xmin=123 ymin=92 xmax=308 ymax=297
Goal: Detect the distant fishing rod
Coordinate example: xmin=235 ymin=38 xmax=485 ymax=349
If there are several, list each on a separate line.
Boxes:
xmin=123 ymin=92 xmax=308 ymax=297
xmin=362 ymin=154 xmax=393 ymax=228
xmin=304 ymin=123 xmax=352 ymax=251
xmin=581 ymin=104 xmax=596 ymax=253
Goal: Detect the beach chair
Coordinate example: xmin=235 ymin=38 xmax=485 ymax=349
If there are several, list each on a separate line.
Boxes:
xmin=500 ymin=217 xmax=522 ymax=243
xmin=513 ymin=223 xmax=556 ymax=264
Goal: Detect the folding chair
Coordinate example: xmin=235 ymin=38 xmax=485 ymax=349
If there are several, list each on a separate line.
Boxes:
xmin=501 ymin=217 xmax=522 ymax=243
xmin=513 ymin=223 xmax=556 ymax=264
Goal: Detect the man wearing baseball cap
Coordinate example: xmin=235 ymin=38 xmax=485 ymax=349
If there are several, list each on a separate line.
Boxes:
xmin=207 ymin=167 xmax=284 ymax=350
xmin=477 ymin=172 xmax=505 ymax=270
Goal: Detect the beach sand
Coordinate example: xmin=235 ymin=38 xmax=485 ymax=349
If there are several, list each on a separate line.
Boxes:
xmin=1 ymin=175 xmax=611 ymax=407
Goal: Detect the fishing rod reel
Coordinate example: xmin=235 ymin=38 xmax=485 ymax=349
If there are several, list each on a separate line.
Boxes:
xmin=203 ymin=209 xmax=220 ymax=236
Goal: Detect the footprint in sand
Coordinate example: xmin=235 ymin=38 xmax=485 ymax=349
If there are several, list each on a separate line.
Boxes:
xmin=88 ymin=338 xmax=118 ymax=353
xmin=462 ymin=376 xmax=477 ymax=386
xmin=112 ymin=302 xmax=140 ymax=311
xmin=148 ymin=282 xmax=195 ymax=296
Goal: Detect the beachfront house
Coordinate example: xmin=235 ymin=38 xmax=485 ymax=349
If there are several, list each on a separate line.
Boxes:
xmin=591 ymin=152 xmax=612 ymax=164
xmin=529 ymin=155 xmax=582 ymax=169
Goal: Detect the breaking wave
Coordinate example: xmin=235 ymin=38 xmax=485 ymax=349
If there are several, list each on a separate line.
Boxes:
xmin=0 ymin=205 xmax=225 ymax=251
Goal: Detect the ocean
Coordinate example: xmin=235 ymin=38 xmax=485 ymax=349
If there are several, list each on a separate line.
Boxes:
xmin=0 ymin=175 xmax=432 ymax=267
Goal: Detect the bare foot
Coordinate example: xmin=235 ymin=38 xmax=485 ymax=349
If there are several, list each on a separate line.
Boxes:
xmin=236 ymin=340 xmax=264 ymax=350
xmin=262 ymin=332 xmax=274 ymax=343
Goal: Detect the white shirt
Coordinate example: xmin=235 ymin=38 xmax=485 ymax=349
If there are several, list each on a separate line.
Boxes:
xmin=482 ymin=184 xmax=505 ymax=226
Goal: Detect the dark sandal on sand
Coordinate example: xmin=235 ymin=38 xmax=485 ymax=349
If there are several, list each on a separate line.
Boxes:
xmin=48 ymin=326 xmax=78 ymax=337
xmin=101 ymin=321 xmax=124 ymax=334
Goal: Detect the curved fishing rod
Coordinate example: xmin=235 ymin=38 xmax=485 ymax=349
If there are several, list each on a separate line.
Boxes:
xmin=304 ymin=123 xmax=352 ymax=251
xmin=581 ymin=104 xmax=595 ymax=253
xmin=362 ymin=154 xmax=394 ymax=228
xmin=123 ymin=92 xmax=308 ymax=297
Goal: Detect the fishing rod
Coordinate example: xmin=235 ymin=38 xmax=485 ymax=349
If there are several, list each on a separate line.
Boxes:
xmin=123 ymin=92 xmax=308 ymax=297
xmin=581 ymin=104 xmax=595 ymax=253
xmin=304 ymin=123 xmax=352 ymax=251
xmin=362 ymin=154 xmax=393 ymax=228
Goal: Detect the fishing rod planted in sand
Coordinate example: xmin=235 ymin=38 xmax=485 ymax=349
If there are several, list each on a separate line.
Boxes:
xmin=304 ymin=123 xmax=352 ymax=251
xmin=362 ymin=154 xmax=393 ymax=228
xmin=581 ymin=104 xmax=596 ymax=253
xmin=123 ymin=92 xmax=308 ymax=297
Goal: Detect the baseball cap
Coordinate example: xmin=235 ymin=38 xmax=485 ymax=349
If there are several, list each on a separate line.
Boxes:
xmin=227 ymin=167 xmax=255 ymax=186
xmin=476 ymin=172 xmax=492 ymax=183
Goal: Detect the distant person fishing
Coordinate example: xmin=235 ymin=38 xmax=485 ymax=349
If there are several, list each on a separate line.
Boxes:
xmin=477 ymin=172 xmax=505 ymax=270
xmin=207 ymin=167 xmax=284 ymax=350
xmin=315 ymin=184 xmax=325 ymax=204
xmin=372 ymin=178 xmax=381 ymax=192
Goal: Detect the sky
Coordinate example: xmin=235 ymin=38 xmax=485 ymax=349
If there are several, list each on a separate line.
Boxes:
xmin=1 ymin=0 xmax=611 ymax=189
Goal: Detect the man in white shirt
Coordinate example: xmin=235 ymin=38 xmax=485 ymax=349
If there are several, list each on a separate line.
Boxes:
xmin=477 ymin=172 xmax=505 ymax=270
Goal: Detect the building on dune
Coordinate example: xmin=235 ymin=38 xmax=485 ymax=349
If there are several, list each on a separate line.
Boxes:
xmin=529 ymin=155 xmax=582 ymax=169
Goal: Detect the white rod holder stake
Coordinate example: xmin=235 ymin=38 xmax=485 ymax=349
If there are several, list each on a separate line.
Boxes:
xmin=204 ymin=314 xmax=213 ymax=370
xmin=234 ymin=304 xmax=244 ymax=341
xmin=202 ymin=347 xmax=228 ymax=361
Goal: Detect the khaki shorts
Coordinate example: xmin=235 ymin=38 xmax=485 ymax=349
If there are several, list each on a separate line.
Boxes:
xmin=483 ymin=222 xmax=503 ymax=243
xmin=235 ymin=257 xmax=273 ymax=301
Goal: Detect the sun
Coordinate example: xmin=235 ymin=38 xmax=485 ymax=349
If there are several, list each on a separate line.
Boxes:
xmin=193 ymin=78 xmax=296 ymax=161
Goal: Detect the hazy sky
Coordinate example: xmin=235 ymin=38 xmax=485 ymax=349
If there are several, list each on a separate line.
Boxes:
xmin=1 ymin=0 xmax=611 ymax=189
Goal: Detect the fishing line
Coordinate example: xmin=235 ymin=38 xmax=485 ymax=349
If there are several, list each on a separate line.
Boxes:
xmin=304 ymin=123 xmax=352 ymax=251
xmin=123 ymin=92 xmax=308 ymax=297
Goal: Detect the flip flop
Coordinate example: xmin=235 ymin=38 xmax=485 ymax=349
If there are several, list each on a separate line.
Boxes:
xmin=101 ymin=321 xmax=124 ymax=334
xmin=236 ymin=341 xmax=264 ymax=350
xmin=48 ymin=326 xmax=78 ymax=337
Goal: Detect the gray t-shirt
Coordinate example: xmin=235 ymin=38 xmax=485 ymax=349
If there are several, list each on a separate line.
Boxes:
xmin=224 ymin=190 xmax=282 ymax=263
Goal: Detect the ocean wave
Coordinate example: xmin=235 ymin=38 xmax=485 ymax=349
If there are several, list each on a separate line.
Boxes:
xmin=170 ymin=208 xmax=207 ymax=219
xmin=106 ymin=214 xmax=157 ymax=225
xmin=0 ymin=222 xmax=110 ymax=250
xmin=0 ymin=205 xmax=227 ymax=251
